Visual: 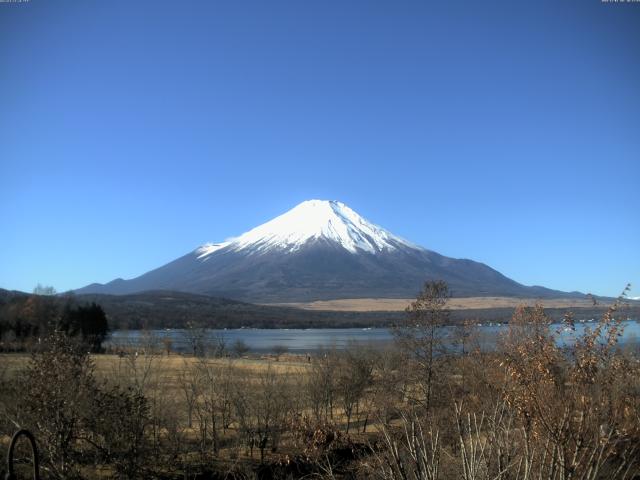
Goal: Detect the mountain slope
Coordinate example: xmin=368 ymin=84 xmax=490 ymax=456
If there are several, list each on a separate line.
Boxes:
xmin=76 ymin=200 xmax=580 ymax=302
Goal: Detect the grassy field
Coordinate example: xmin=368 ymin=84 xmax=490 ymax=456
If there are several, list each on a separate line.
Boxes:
xmin=267 ymin=296 xmax=610 ymax=311
xmin=1 ymin=352 xmax=311 ymax=378
xmin=0 ymin=351 xmax=325 ymax=478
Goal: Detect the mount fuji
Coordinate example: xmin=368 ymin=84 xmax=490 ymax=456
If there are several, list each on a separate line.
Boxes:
xmin=76 ymin=200 xmax=577 ymax=302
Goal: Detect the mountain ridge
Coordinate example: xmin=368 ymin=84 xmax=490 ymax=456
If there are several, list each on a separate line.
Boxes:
xmin=6 ymin=288 xmax=631 ymax=331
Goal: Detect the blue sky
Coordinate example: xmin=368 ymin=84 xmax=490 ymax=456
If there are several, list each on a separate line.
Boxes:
xmin=1 ymin=0 xmax=638 ymax=297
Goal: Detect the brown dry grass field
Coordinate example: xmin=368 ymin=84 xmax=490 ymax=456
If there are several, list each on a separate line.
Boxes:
xmin=1 ymin=352 xmax=311 ymax=379
xmin=0 ymin=350 xmax=428 ymax=458
xmin=0 ymin=352 xmax=322 ymax=475
xmin=266 ymin=296 xmax=606 ymax=311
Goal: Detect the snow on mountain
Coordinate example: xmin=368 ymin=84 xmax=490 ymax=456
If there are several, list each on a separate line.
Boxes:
xmin=197 ymin=199 xmax=417 ymax=258
xmin=196 ymin=242 xmax=230 ymax=259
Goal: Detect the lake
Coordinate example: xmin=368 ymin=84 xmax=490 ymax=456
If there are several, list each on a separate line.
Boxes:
xmin=106 ymin=319 xmax=640 ymax=354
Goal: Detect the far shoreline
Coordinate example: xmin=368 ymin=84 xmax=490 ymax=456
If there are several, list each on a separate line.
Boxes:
xmin=263 ymin=296 xmax=629 ymax=312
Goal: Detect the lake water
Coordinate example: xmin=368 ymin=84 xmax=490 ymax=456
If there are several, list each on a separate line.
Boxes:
xmin=106 ymin=319 xmax=640 ymax=354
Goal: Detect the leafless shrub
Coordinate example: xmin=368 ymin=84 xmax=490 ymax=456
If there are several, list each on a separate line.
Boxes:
xmin=370 ymin=412 xmax=441 ymax=480
xmin=498 ymin=288 xmax=640 ymax=480
xmin=393 ymin=280 xmax=450 ymax=412
xmin=233 ymin=339 xmax=251 ymax=357
xmin=232 ymin=364 xmax=292 ymax=463
xmin=19 ymin=332 xmax=96 ymax=479
xmin=335 ymin=345 xmax=375 ymax=433
xmin=306 ymin=349 xmax=339 ymax=424
xmin=85 ymin=384 xmax=150 ymax=479
xmin=273 ymin=344 xmax=288 ymax=361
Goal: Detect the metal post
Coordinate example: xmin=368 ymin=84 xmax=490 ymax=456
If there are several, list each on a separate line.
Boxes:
xmin=5 ymin=429 xmax=39 ymax=480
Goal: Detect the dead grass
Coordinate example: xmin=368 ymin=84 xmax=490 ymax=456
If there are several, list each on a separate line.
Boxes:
xmin=2 ymin=352 xmax=311 ymax=379
xmin=266 ymin=296 xmax=605 ymax=312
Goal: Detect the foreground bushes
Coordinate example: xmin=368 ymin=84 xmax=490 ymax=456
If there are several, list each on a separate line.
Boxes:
xmin=371 ymin=288 xmax=640 ymax=480
xmin=1 ymin=285 xmax=639 ymax=479
xmin=3 ymin=333 xmax=150 ymax=479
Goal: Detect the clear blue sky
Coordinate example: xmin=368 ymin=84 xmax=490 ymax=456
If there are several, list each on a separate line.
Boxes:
xmin=1 ymin=0 xmax=638 ymax=298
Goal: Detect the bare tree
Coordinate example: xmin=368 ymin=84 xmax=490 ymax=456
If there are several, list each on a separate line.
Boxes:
xmin=336 ymin=346 xmax=374 ymax=433
xmin=306 ymin=349 xmax=338 ymax=423
xmin=371 ymin=412 xmax=441 ymax=480
xmin=33 ymin=283 xmax=57 ymax=296
xmin=232 ymin=339 xmax=250 ymax=357
xmin=272 ymin=344 xmax=288 ymax=361
xmin=162 ymin=336 xmax=173 ymax=355
xmin=194 ymin=358 xmax=231 ymax=455
xmin=87 ymin=384 xmax=150 ymax=479
xmin=184 ymin=321 xmax=207 ymax=357
xmin=210 ymin=332 xmax=227 ymax=358
xmin=178 ymin=362 xmax=199 ymax=429
xmin=371 ymin=347 xmax=406 ymax=427
xmin=19 ymin=332 xmax=96 ymax=479
xmin=232 ymin=365 xmax=291 ymax=463
xmin=393 ymin=280 xmax=450 ymax=412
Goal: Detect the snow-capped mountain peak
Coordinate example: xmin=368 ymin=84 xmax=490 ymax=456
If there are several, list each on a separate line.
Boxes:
xmin=198 ymin=199 xmax=416 ymax=258
xmin=76 ymin=200 xmax=577 ymax=302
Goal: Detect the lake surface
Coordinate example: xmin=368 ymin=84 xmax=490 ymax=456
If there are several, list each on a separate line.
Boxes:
xmin=106 ymin=319 xmax=640 ymax=354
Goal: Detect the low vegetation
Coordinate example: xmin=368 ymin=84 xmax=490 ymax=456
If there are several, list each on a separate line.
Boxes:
xmin=0 ymin=282 xmax=638 ymax=479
